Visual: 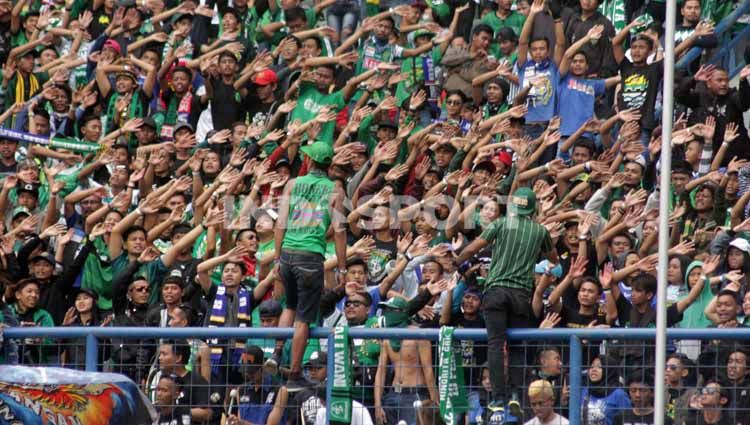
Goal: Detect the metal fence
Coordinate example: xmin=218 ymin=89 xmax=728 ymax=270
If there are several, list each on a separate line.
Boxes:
xmin=6 ymin=327 xmax=750 ymax=424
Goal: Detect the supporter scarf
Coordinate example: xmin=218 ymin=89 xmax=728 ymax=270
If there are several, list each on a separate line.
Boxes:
xmin=161 ymin=91 xmax=193 ymax=140
xmin=0 ymin=127 xmax=102 ymax=153
xmin=14 ymin=71 xmax=39 ymax=105
xmin=105 ymin=90 xmax=143 ymax=133
xmin=208 ymin=285 xmax=251 ymax=373
xmin=598 ymin=0 xmax=626 ymax=32
xmin=438 ymin=326 xmax=468 ymax=424
xmin=330 ymin=326 xmax=353 ymax=425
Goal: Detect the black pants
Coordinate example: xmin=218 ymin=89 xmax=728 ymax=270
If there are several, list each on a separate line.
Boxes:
xmin=483 ymin=286 xmax=532 ymax=402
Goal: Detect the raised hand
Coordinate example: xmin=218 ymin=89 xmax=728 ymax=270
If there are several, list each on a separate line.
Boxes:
xmin=138 ymin=246 xmax=161 ymax=263
xmin=539 ymin=312 xmax=561 ymax=329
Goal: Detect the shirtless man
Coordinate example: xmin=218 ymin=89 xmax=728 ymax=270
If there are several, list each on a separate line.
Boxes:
xmin=374 ymin=297 xmax=438 ymax=425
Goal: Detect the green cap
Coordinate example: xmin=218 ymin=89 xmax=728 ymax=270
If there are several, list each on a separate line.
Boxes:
xmin=300 ymin=141 xmax=334 ymax=165
xmin=11 ymin=206 xmax=31 ymax=219
xmin=509 ymin=187 xmax=536 ymax=216
xmin=378 ymin=296 xmax=409 ymax=311
xmin=413 ymin=28 xmax=435 ymax=39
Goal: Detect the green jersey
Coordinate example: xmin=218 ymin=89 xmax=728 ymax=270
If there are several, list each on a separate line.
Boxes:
xmin=480 ymin=10 xmax=526 ymax=37
xmin=480 ymin=216 xmax=553 ymax=292
xmin=395 ymin=48 xmax=443 ymax=103
xmin=290 ymin=81 xmax=347 ymax=143
xmin=282 ymin=170 xmax=335 ymax=256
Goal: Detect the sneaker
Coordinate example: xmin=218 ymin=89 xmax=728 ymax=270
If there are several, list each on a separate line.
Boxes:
xmin=507 ymin=399 xmax=522 ymax=420
xmin=487 ymin=401 xmax=506 ymax=425
xmin=286 ymin=375 xmax=312 ymax=393
xmin=263 ymin=354 xmax=280 ymax=376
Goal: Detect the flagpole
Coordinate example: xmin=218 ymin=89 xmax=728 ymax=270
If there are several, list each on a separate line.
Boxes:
xmin=655 ymin=0 xmax=678 ymax=423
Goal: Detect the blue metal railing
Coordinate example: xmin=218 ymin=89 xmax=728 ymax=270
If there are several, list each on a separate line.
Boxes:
xmin=6 ymin=326 xmax=750 ymax=425
xmin=677 ymin=0 xmax=750 ymax=77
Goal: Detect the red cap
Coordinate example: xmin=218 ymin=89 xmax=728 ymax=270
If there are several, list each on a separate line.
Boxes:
xmin=103 ymin=39 xmax=121 ymax=55
xmin=253 ymin=69 xmax=279 ymax=86
xmin=496 ymin=151 xmax=512 ymax=167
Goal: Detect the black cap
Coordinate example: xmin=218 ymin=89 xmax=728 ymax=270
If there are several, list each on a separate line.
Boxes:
xmin=378 ymin=118 xmax=398 ymax=130
xmin=173 ymin=122 xmax=194 ymax=135
xmin=163 ymin=269 xmax=184 ymax=287
xmin=472 ymin=159 xmax=496 ymax=173
xmin=436 ymin=142 xmax=457 ymax=153
xmin=425 ymin=164 xmax=444 ymax=179
xmin=304 ymin=350 xmax=327 ymax=368
xmin=258 ymin=299 xmax=282 ymax=317
xmin=72 ymin=286 xmax=99 ymax=301
xmin=17 ymin=183 xmax=39 ymax=196
xmin=30 ymin=252 xmax=55 ymax=266
xmin=275 ymin=156 xmax=291 ymax=169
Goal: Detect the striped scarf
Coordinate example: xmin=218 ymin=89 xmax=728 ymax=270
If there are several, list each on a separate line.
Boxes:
xmin=15 ymin=71 xmax=39 ymax=104
xmin=208 ymin=285 xmax=251 ymax=374
xmin=105 ymin=90 xmax=143 ymax=134
xmin=160 ymin=91 xmax=193 ymax=140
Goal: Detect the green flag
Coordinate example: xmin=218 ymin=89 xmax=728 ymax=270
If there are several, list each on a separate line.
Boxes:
xmin=0 ymin=127 xmax=102 ymax=153
xmin=438 ymin=326 xmax=468 ymax=424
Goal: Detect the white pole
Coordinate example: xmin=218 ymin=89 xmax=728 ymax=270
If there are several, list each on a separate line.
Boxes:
xmin=655 ymin=0 xmax=678 ymax=423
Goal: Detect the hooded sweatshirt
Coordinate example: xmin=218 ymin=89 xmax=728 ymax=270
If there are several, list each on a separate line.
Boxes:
xmin=678 ymin=261 xmax=714 ymax=329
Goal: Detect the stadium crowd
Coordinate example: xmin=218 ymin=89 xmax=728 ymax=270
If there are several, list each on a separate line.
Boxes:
xmin=0 ymin=0 xmax=749 ymax=423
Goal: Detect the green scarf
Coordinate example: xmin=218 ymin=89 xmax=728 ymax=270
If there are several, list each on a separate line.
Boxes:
xmin=330 ymin=326 xmax=353 ymax=424
xmin=438 ymin=326 xmax=468 ymax=423
xmin=82 ymin=237 xmax=114 ymax=310
xmin=0 ymin=127 xmax=101 ymax=153
xmin=598 ymin=0 xmax=626 ymax=32
xmin=105 ymin=90 xmax=143 ymax=133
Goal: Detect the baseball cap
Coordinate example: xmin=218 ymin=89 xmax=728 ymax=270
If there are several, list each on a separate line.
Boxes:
xmin=463 ymin=287 xmax=483 ymax=301
xmin=103 ymin=39 xmax=121 ymax=55
xmin=116 ymin=69 xmax=138 ymax=83
xmin=11 ymin=206 xmax=31 ymax=219
xmin=509 ymin=187 xmax=536 ymax=216
xmin=426 ymin=164 xmax=444 ymax=179
xmin=17 ymin=183 xmax=39 ymax=197
xmin=253 ymin=69 xmax=279 ymax=86
xmin=174 ymin=122 xmax=195 ymax=135
xmin=141 ymin=116 xmax=158 ymax=130
xmin=436 ymin=142 xmax=457 ymax=153
xmin=72 ymin=287 xmax=98 ymax=301
xmin=378 ymin=118 xmax=399 ymax=130
xmin=496 ymin=151 xmax=512 ymax=167
xmin=300 ymin=141 xmax=334 ymax=165
xmin=729 ymin=238 xmax=750 ymax=254
xmin=378 ymin=297 xmax=409 ymax=311
xmin=304 ymin=350 xmax=327 ymax=368
xmin=163 ymin=269 xmax=184 ymax=287
xmin=30 ymin=252 xmax=55 ymax=266
xmin=413 ymin=28 xmax=435 ymax=39
xmin=258 ymin=299 xmax=283 ymax=317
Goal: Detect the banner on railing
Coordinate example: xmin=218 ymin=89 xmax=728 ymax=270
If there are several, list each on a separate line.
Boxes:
xmin=0 ymin=366 xmax=156 ymax=425
xmin=438 ymin=326 xmax=468 ymax=424
xmin=330 ymin=325 xmax=352 ymax=424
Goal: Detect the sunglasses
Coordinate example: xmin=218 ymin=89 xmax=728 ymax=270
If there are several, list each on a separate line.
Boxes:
xmin=345 ymin=300 xmax=368 ymax=308
xmin=666 ymin=364 xmax=680 ymax=371
xmin=702 ymin=387 xmax=719 ymax=395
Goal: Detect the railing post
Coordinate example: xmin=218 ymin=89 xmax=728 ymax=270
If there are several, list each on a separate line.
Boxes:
xmin=326 ymin=330 xmax=335 ymax=425
xmin=85 ymin=334 xmax=98 ymax=372
xmin=568 ymin=335 xmax=582 ymax=425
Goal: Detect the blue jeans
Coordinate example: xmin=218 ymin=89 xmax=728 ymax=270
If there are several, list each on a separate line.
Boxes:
xmin=454 ymin=390 xmax=484 ymax=424
xmin=383 ymin=388 xmax=428 ymax=425
xmin=327 ymin=4 xmax=359 ymax=41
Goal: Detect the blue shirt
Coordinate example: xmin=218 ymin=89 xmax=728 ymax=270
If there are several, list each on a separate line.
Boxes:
xmin=519 ymin=59 xmax=560 ymax=123
xmin=558 ymin=75 xmax=606 ymax=136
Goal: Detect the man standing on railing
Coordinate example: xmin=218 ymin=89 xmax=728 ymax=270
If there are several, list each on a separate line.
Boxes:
xmin=272 ymin=141 xmax=348 ymax=392
xmin=454 ymin=187 xmax=558 ymax=425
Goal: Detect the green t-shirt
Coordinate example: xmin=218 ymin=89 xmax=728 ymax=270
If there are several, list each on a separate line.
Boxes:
xmin=281 ymin=170 xmax=335 ymax=256
xmin=481 ymin=10 xmax=526 ymax=37
xmin=355 ymin=36 xmax=405 ymax=76
xmin=290 ymin=81 xmax=346 ymax=143
xmin=395 ymin=48 xmax=443 ymax=104
xmin=258 ymin=4 xmax=318 ymax=46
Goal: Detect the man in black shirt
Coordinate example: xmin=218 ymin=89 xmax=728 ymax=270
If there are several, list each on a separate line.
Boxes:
xmin=0 ymin=138 xmax=17 ymax=174
xmin=688 ymin=380 xmax=735 ymax=425
xmin=158 ymin=340 xmax=213 ymax=424
xmin=613 ymin=371 xmax=672 ymax=425
xmin=155 ymin=373 xmax=193 ymax=425
xmin=206 ymin=52 xmax=245 ymax=131
xmin=288 ymin=350 xmax=327 ymax=425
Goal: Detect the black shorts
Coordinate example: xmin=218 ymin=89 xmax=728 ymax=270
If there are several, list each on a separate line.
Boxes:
xmin=279 ymin=249 xmax=325 ymax=324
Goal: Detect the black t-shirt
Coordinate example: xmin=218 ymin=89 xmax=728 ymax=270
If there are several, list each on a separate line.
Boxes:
xmin=0 ymin=159 xmax=17 ymax=174
xmin=244 ymin=87 xmax=279 ymax=127
xmin=157 ymin=405 xmax=192 ymax=425
xmin=694 ymin=413 xmax=737 ymax=425
xmin=618 ymin=58 xmax=663 ymax=131
xmin=616 ymin=292 xmax=682 ymax=328
xmin=362 ymin=231 xmax=397 ymax=284
xmin=289 ymin=388 xmax=320 ymax=425
xmin=555 ymin=240 xmax=598 ymax=310
xmin=613 ymin=410 xmax=672 ymax=425
xmin=450 ymin=312 xmax=486 ymax=386
xmin=177 ymin=370 xmax=210 ymax=410
xmin=560 ymin=304 xmax=608 ymax=328
xmin=209 ymin=77 xmax=243 ymax=131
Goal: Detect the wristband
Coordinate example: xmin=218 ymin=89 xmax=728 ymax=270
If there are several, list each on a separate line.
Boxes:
xmin=544 ymin=164 xmax=550 ymax=172
xmin=584 ymin=162 xmax=592 ymax=173
xmin=578 ymin=234 xmax=589 ymax=241
xmin=603 ymin=289 xmax=611 ymax=294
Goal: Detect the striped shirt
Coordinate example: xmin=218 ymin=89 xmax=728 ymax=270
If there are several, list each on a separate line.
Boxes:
xmin=480 ymin=216 xmax=554 ymax=293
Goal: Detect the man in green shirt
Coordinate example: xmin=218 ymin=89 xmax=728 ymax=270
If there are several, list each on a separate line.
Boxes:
xmin=272 ymin=141 xmax=347 ymax=391
xmin=481 ymin=0 xmax=526 ymax=37
xmin=454 ymin=187 xmax=558 ymax=423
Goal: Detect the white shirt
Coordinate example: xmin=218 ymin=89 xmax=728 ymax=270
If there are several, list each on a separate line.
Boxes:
xmin=524 ymin=413 xmax=570 ymax=425
xmin=315 ymin=400 xmax=374 ymax=425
